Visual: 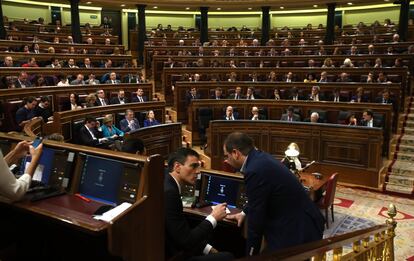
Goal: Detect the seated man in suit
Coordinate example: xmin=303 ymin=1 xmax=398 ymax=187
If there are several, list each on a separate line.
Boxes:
xmin=227 ymin=86 xmax=244 ymax=99
xmin=165 ymin=148 xmax=232 ymax=260
xmin=318 ymin=71 xmax=329 ymax=83
xmin=308 ymin=86 xmax=325 ymax=101
xmin=14 ymin=71 xmax=32 ymax=88
xmin=283 ymin=71 xmax=295 ymax=83
xmin=246 ymin=87 xmax=261 ymax=100
xmin=224 ymin=106 xmax=238 ymax=120
xmin=351 ymin=87 xmax=369 ymax=103
xmin=280 ymin=106 xmax=300 ymax=122
xmin=85 ymin=73 xmax=100 ymax=85
xmin=211 ymin=87 xmax=225 ymax=100
xmin=110 ymin=89 xmax=129 ymax=104
xmin=289 ymin=87 xmax=303 ymax=101
xmin=120 ymin=109 xmax=140 ymax=133
xmin=15 ymin=96 xmax=37 ymax=131
xmin=70 ymin=74 xmax=85 ymax=85
xmin=360 ymin=109 xmax=382 ymax=127
xmin=131 ymin=88 xmax=148 ymax=103
xmin=375 ymin=88 xmax=394 ymax=105
xmin=33 ymin=96 xmax=53 ymax=123
xmin=328 ymin=88 xmax=345 ymax=102
xmin=106 ymin=72 xmax=121 ymax=84
xmin=95 ymin=89 xmax=109 ymax=106
xmin=185 ymin=87 xmax=201 ymax=105
xmin=123 ymin=72 xmax=146 ymax=83
xmin=78 ymin=116 xmax=109 ymax=147
xmin=304 ymin=112 xmax=323 ymax=123
xmin=250 ymin=106 xmax=266 ymax=120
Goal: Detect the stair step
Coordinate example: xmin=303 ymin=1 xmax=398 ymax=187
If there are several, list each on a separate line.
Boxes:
xmin=400 ymin=135 xmax=414 ymax=146
xmin=385 ymin=183 xmax=413 ymax=194
xmin=387 ymin=174 xmax=414 ymax=187
xmin=396 ymin=152 xmax=414 ymax=161
xmin=398 ymin=144 xmax=414 ymax=153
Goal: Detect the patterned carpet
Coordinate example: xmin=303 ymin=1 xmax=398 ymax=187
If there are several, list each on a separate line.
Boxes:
xmin=329 ymin=186 xmax=414 ymax=260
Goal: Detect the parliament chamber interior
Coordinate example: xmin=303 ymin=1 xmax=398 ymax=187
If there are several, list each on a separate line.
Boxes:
xmin=0 ymin=0 xmax=413 ymax=260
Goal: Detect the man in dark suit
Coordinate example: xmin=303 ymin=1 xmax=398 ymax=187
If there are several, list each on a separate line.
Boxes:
xmin=123 ymin=73 xmax=145 ymax=84
xmin=105 ymin=72 xmax=121 ymax=84
xmin=280 ymin=106 xmax=300 ymax=122
xmin=110 ymin=89 xmax=129 ymax=104
xmin=288 ymin=87 xmax=303 ymax=101
xmin=33 ymin=96 xmax=52 ymax=123
xmin=250 ymin=106 xmax=266 ymax=120
xmin=211 ymin=87 xmax=225 ymax=100
xmin=227 ymin=86 xmax=245 ymax=99
xmin=224 ymin=106 xmax=238 ymax=120
xmin=119 ymin=109 xmax=140 ymax=133
xmin=375 ymin=89 xmax=394 ymax=105
xmin=95 ymin=89 xmax=109 ymax=106
xmin=165 ymin=148 xmax=233 ymax=260
xmin=131 ymin=88 xmax=148 ymax=103
xmin=224 ymin=133 xmax=324 ymax=256
xmin=185 ymin=87 xmax=201 ymax=105
xmin=308 ymin=86 xmax=325 ymax=101
xmin=327 ymin=88 xmax=347 ymax=102
xmin=78 ymin=116 xmax=109 ymax=147
xmin=14 ymin=72 xmax=32 ymax=88
xmin=360 ymin=109 xmax=382 ymax=128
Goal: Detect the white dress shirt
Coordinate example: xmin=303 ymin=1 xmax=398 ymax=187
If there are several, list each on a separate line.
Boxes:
xmin=170 ymin=174 xmax=216 ymax=255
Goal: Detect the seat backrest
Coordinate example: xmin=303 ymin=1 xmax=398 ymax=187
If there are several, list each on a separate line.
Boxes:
xmin=198 ymin=108 xmax=213 ymax=128
xmin=322 ymin=173 xmax=339 ymax=207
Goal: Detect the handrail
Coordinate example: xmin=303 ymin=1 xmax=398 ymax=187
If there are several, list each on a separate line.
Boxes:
xmin=239 ymin=204 xmax=397 ymax=261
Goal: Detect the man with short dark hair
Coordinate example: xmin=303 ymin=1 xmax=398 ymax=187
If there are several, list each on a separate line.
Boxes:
xmin=78 ymin=116 xmax=108 ymax=147
xmin=165 ymin=148 xmax=232 ymax=260
xmin=132 ymin=88 xmax=147 ymax=103
xmin=280 ymin=106 xmax=300 ymax=122
xmin=33 ymin=96 xmax=52 ymax=122
xmin=119 ymin=109 xmax=140 ymax=133
xmin=95 ymin=89 xmax=109 ymax=106
xmin=110 ymin=89 xmax=129 ymax=104
xmin=360 ymin=109 xmax=381 ymax=127
xmin=14 ymin=72 xmax=32 ymax=88
xmin=224 ymin=132 xmax=324 ymax=256
xmin=15 ymin=96 xmax=37 ymax=131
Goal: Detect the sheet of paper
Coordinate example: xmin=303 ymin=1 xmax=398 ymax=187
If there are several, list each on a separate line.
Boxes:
xmin=93 ymin=202 xmax=132 ymax=223
xmin=25 ymin=162 xmax=44 ymax=181
xmin=211 ymin=205 xmax=231 ymax=214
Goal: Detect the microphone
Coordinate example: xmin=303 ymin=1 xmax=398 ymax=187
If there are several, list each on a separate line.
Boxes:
xmin=191 ymin=173 xmax=202 ymax=208
xmin=302 ymin=160 xmax=316 ymax=171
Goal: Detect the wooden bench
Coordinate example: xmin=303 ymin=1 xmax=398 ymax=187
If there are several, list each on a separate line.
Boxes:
xmin=43 ymin=101 xmax=166 ymax=141
xmin=207 ymin=120 xmax=383 ymax=188
xmin=188 ymin=99 xmax=392 ymax=156
xmin=144 ymin=42 xmax=414 ymax=74
xmin=0 ymin=39 xmax=125 ymax=54
xmin=152 ymin=53 xmax=413 ymax=83
xmin=162 ymin=67 xmax=410 ymax=105
xmin=173 ymin=81 xmax=402 ymax=127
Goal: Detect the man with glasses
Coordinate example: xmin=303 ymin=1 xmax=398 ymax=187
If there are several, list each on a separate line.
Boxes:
xmin=164 ymin=148 xmax=233 ymax=260
xmin=224 ymin=132 xmax=324 ymax=256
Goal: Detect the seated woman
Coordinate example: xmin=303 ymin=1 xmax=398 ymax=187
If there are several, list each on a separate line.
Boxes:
xmin=85 ymin=93 xmax=97 ymax=108
xmin=269 ymin=88 xmax=281 ymax=100
xmin=100 ymin=115 xmax=124 ymax=139
xmin=304 ymin=73 xmax=317 ymax=83
xmin=347 ymin=114 xmax=358 ymax=126
xmin=281 ymin=143 xmax=303 ymax=175
xmin=1 ymin=140 xmax=43 ymax=202
xmin=143 ymin=110 xmax=160 ymax=127
xmin=62 ymin=93 xmax=82 ymax=111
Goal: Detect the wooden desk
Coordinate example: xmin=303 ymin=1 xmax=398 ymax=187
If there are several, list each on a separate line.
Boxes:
xmin=0 ymin=133 xmax=165 ymax=260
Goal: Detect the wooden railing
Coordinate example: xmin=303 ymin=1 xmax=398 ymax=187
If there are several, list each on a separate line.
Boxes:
xmin=239 ymin=204 xmax=397 ymax=261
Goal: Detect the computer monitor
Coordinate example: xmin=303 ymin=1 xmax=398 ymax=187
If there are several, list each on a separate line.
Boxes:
xmin=201 ymin=173 xmax=247 ymax=209
xmin=78 ymin=154 xmax=141 ymax=205
xmin=20 ymin=147 xmax=75 ymax=188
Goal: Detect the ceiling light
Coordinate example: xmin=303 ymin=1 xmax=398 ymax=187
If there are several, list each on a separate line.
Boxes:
xmin=86 ymin=1 xmax=92 ymax=4
xmin=384 ymin=0 xmax=389 ymax=1
xmin=153 ymin=6 xmax=158 ymax=9
xmin=120 ymin=4 xmax=125 ymax=7
xmin=216 ymin=7 xmax=221 ymax=10
xmin=313 ymin=4 xmax=318 ymax=7
xmin=347 ymin=2 xmax=353 ymax=5
xmin=186 ymin=7 xmax=190 ymax=10
xmin=280 ymin=6 xmax=284 ymax=9
xmin=248 ymin=7 xmax=252 ymax=10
